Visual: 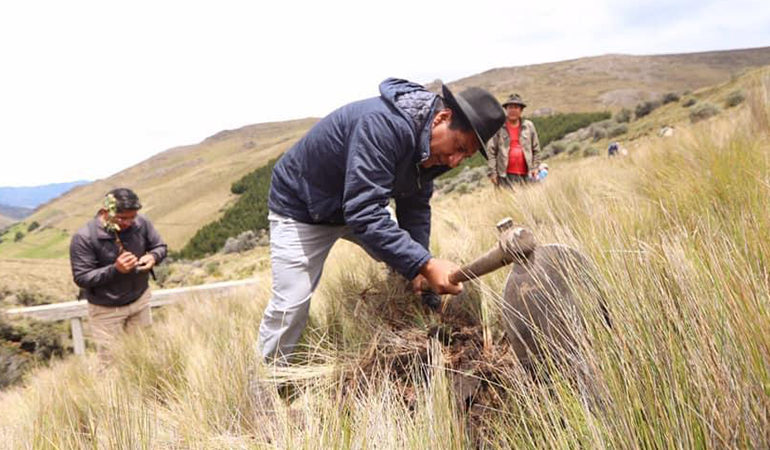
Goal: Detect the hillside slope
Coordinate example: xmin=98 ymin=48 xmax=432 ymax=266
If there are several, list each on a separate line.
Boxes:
xmin=8 ymin=119 xmax=317 ymax=256
xmin=5 ymin=46 xmax=770 ymax=259
xmin=2 ymin=66 xmax=768 ymax=448
xmin=0 ymin=214 xmax=14 ymax=228
xmin=439 ymin=46 xmax=770 ymax=113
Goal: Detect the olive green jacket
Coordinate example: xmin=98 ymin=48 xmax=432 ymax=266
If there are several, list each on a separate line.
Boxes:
xmin=486 ymin=119 xmax=541 ymax=178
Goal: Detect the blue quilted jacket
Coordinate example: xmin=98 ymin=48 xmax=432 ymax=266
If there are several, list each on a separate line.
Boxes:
xmin=268 ymin=78 xmax=449 ymax=279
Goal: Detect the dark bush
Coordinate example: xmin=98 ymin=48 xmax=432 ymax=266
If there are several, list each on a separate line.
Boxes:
xmin=682 ymin=98 xmax=697 ymax=107
xmin=180 ymin=156 xmax=281 ymax=259
xmin=0 ymin=315 xmax=66 ymax=388
xmin=725 ymin=90 xmax=746 ymax=108
xmin=592 ymin=127 xmax=608 ymax=142
xmin=27 ymin=221 xmax=40 ymax=232
xmin=662 ymin=92 xmax=680 ymax=104
xmin=0 ymin=342 xmax=30 ymax=389
xmin=15 ymin=290 xmax=50 ymax=307
xmin=690 ymin=103 xmax=720 ymax=123
xmin=14 ymin=231 xmax=24 ymax=242
xmin=607 ymin=123 xmax=628 ymax=138
xmin=547 ymin=141 xmax=567 ymax=157
xmin=635 ymin=100 xmax=661 ymax=119
xmin=615 ymin=108 xmax=631 ymax=123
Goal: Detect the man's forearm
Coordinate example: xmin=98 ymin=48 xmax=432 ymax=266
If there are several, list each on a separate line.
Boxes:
xmin=73 ymin=264 xmax=118 ymax=288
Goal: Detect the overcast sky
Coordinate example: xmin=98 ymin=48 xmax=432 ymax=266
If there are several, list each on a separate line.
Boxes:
xmin=1 ymin=0 xmax=769 ymax=187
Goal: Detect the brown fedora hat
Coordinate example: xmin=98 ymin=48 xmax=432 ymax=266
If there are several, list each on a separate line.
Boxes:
xmin=442 ymin=84 xmax=505 ymax=159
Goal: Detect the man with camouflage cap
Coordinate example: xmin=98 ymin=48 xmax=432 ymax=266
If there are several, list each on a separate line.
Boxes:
xmin=487 ymin=93 xmax=541 ymax=187
xmin=69 ymin=188 xmax=167 ymax=360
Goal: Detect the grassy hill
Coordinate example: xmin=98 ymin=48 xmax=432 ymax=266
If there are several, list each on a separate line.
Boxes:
xmin=1 ymin=66 xmax=768 ymax=447
xmin=0 ymin=119 xmax=317 ymax=258
xmin=3 ymin=46 xmax=769 ymax=262
xmin=438 ymin=46 xmax=770 ymax=113
xmin=0 ymin=214 xmax=14 ymax=228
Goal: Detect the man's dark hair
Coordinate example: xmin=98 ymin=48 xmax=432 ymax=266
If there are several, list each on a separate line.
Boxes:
xmin=448 ymin=109 xmax=473 ymax=132
xmin=107 ymin=188 xmax=142 ymax=212
xmin=436 ymin=97 xmax=473 ymax=133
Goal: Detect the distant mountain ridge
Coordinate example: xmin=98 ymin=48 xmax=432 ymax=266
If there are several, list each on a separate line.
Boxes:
xmin=434 ymin=46 xmax=770 ymax=113
xmin=0 ymin=204 xmax=33 ymax=220
xmin=0 ymin=181 xmax=90 ymax=209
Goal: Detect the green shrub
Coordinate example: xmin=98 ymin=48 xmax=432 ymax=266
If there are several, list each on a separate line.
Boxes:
xmin=0 ymin=316 xmax=66 ymax=388
xmin=567 ymin=142 xmax=582 ymax=155
xmin=583 ymin=147 xmax=599 ymax=157
xmin=682 ymin=98 xmax=697 ymax=107
xmin=662 ymin=92 xmax=680 ymax=104
xmin=27 ymin=221 xmax=39 ymax=232
xmin=615 ymin=108 xmax=631 ymax=123
xmin=180 ymin=156 xmax=281 ymax=259
xmin=592 ymin=127 xmax=608 ymax=142
xmin=204 ymin=261 xmax=220 ymax=276
xmin=607 ymin=123 xmax=628 ymax=138
xmin=725 ymin=90 xmax=746 ymax=108
xmin=546 ymin=141 xmax=567 ymax=157
xmin=14 ymin=231 xmax=24 ymax=242
xmin=690 ymin=103 xmax=720 ymax=123
xmin=153 ymin=264 xmax=171 ymax=287
xmin=635 ymin=100 xmax=661 ymax=119
xmin=15 ymin=290 xmax=50 ymax=307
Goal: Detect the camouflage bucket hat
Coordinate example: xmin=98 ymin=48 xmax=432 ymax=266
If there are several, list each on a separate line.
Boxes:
xmin=502 ymin=93 xmax=527 ymax=108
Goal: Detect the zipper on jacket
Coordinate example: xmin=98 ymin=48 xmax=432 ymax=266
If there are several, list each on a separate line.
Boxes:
xmin=415 ymin=163 xmax=422 ymax=189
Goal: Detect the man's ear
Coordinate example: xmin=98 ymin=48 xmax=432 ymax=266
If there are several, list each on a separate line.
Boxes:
xmin=432 ymin=109 xmax=452 ymax=127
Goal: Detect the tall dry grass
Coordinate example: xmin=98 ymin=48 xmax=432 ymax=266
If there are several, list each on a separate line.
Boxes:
xmin=1 ymin=71 xmax=769 ymax=448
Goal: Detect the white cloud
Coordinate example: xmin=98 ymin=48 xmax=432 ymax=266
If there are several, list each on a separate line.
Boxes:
xmin=0 ymin=0 xmax=768 ymax=186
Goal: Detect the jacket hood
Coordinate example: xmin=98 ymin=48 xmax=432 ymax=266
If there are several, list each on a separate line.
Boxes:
xmin=379 ymin=78 xmax=438 ymax=162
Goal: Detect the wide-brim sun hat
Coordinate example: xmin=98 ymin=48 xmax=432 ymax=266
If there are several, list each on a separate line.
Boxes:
xmin=442 ymin=84 xmax=505 ymax=159
xmin=502 ymin=93 xmax=527 ymax=108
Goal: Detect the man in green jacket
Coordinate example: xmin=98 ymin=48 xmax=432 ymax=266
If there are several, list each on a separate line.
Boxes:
xmin=487 ymin=94 xmax=541 ymax=187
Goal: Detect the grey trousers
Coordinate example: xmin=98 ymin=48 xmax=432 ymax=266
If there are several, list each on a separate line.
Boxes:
xmin=258 ymin=211 xmax=363 ymax=364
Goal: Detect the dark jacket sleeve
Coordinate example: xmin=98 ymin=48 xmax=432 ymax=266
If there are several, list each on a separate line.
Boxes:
xmin=395 ymin=181 xmax=432 ymax=251
xmin=69 ymin=233 xmax=118 ymax=288
xmin=143 ymin=219 xmax=167 ymax=264
xmin=342 ymin=114 xmax=432 ymax=280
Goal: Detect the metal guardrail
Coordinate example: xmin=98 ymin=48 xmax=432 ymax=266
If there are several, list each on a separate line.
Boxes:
xmin=5 ymin=279 xmax=258 ymax=355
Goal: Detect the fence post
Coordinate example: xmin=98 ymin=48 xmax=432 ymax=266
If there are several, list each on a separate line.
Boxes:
xmin=70 ymin=317 xmax=85 ymax=355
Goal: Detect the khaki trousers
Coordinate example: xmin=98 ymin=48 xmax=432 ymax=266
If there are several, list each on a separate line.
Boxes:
xmin=88 ymin=288 xmax=152 ymax=359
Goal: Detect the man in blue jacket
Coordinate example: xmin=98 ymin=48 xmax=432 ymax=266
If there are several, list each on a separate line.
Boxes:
xmin=260 ymin=78 xmax=505 ymax=363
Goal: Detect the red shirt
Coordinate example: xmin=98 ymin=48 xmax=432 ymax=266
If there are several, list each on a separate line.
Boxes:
xmin=505 ymin=122 xmax=527 ymax=175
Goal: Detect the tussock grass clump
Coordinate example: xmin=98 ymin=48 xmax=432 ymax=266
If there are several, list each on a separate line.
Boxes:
xmin=635 ymin=99 xmax=661 ymax=118
xmin=690 ymin=102 xmax=720 ymax=122
xmin=726 ymin=89 xmax=746 ymax=107
xmin=662 ymin=92 xmax=681 ymax=104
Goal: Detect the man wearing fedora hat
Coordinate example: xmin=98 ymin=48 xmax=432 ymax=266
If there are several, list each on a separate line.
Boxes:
xmin=487 ymin=93 xmax=541 ymax=187
xmin=259 ymin=78 xmax=505 ymax=363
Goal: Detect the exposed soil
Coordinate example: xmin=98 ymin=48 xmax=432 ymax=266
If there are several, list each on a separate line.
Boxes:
xmin=342 ymin=282 xmax=521 ymax=442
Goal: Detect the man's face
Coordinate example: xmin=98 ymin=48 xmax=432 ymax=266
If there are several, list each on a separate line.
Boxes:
xmin=423 ymin=110 xmax=480 ymax=169
xmin=505 ymin=104 xmax=523 ymax=122
xmin=103 ymin=209 xmax=138 ymax=230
